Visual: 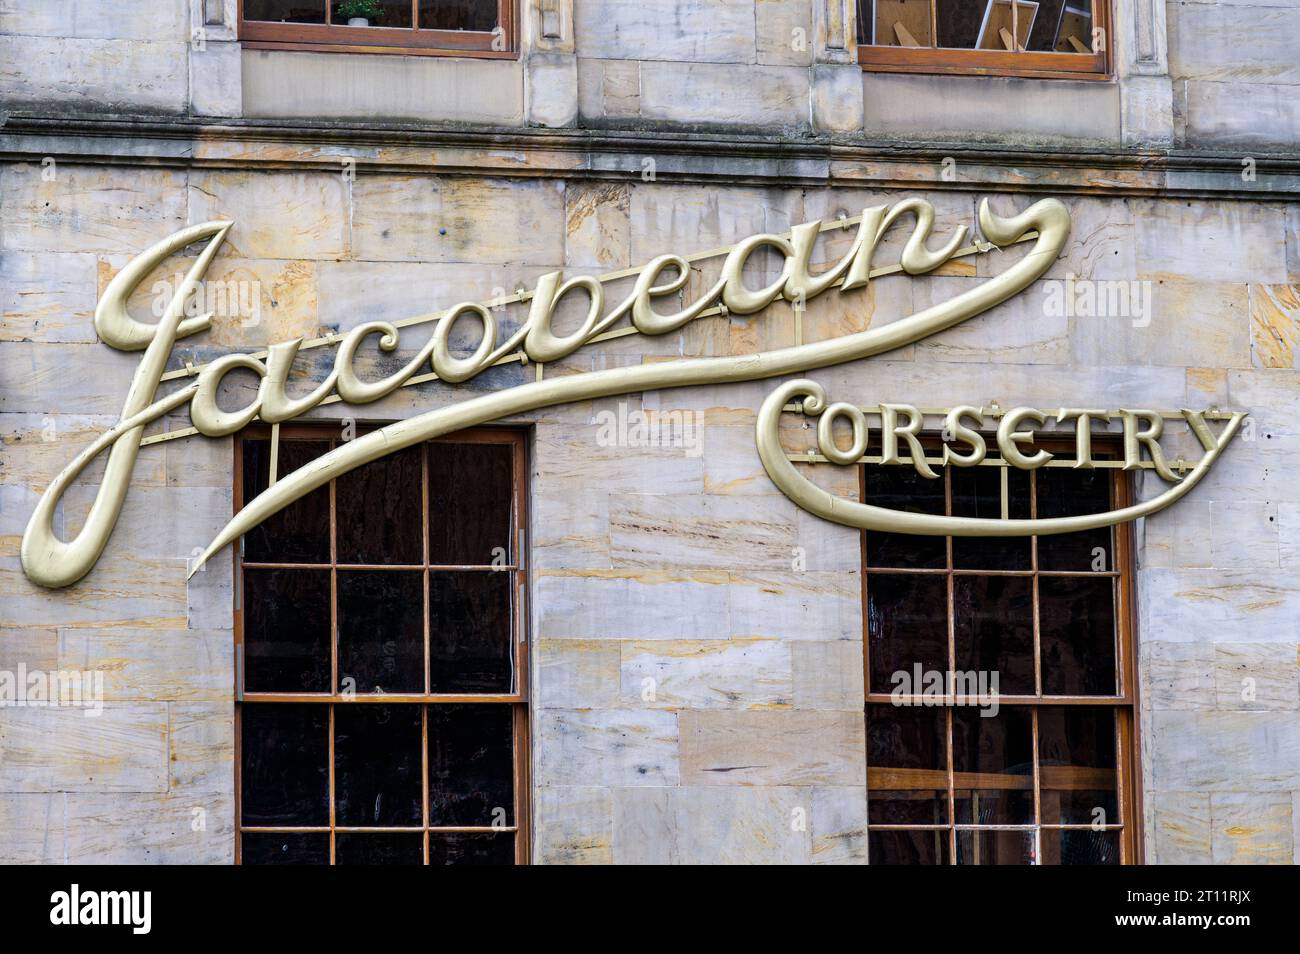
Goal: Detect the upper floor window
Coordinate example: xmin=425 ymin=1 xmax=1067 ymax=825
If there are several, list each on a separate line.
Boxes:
xmin=240 ymin=1 xmax=517 ymax=57
xmin=857 ymin=1 xmax=1111 ymax=80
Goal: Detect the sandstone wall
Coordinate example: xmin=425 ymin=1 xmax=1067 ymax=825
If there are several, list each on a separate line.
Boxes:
xmin=1 ymin=146 xmax=1296 ymax=861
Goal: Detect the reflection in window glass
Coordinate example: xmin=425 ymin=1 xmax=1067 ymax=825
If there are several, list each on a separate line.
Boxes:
xmin=953 ymin=707 xmax=1034 ymax=825
xmin=956 ymin=828 xmax=1036 ymax=865
xmin=419 ymin=0 xmax=500 ymax=32
xmin=246 ymin=1 xmax=326 ymax=23
xmin=241 ymin=704 xmax=330 ymax=827
xmin=866 ymin=705 xmax=948 ymax=825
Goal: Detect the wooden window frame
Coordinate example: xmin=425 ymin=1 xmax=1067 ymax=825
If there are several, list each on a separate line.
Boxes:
xmin=860 ymin=434 xmax=1142 ymax=864
xmin=238 ymin=0 xmax=519 ymax=59
xmin=857 ymin=0 xmax=1113 ymax=81
xmin=233 ymin=423 xmax=531 ymax=865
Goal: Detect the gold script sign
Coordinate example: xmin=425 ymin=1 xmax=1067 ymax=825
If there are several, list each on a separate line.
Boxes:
xmin=20 ymin=198 xmax=1244 ymax=588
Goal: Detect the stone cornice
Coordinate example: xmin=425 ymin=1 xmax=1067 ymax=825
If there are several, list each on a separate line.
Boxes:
xmin=1 ymin=113 xmax=1298 ymax=199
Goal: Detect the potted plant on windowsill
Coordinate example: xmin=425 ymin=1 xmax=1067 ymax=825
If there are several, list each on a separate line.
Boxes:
xmin=336 ymin=0 xmax=384 ymax=27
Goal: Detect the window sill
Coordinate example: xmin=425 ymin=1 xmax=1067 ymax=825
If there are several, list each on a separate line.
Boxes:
xmin=858 ymin=47 xmax=1111 ymax=82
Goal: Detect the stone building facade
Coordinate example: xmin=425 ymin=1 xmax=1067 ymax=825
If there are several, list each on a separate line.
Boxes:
xmin=0 ymin=1 xmax=1297 ymax=864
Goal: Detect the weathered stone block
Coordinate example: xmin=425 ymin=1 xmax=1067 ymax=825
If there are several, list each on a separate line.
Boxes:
xmin=620 ymin=638 xmax=792 ymax=709
xmin=0 ymin=704 xmax=168 ymax=793
xmin=535 ymin=708 xmax=679 ymax=787
xmin=536 ymin=569 xmax=730 ymax=640
xmin=679 ymin=709 xmax=865 ymax=786
xmin=537 ymin=639 xmax=621 ymax=709
xmin=1213 ymin=643 xmax=1299 ymax=711
xmin=1210 ymin=792 xmax=1293 ymax=864
xmin=574 ymin=1 xmax=757 ymax=64
xmin=612 ymin=785 xmax=810 ymax=863
xmin=534 ymin=786 xmax=613 ymax=864
xmin=0 ymin=164 xmax=187 ymax=255
xmin=1148 ymin=791 xmax=1211 ymax=864
xmin=189 ymin=171 xmax=348 ymax=261
xmin=351 ymin=175 xmax=565 ymax=266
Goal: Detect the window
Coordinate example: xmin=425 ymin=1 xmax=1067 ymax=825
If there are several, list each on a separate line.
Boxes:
xmin=235 ymin=427 xmax=529 ymax=865
xmin=862 ymin=435 xmax=1139 ymax=864
xmin=856 ymin=1 xmax=1111 ymax=79
xmin=240 ymin=1 xmax=517 ymax=57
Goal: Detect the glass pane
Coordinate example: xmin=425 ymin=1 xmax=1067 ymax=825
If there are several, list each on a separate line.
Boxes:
xmin=241 ymin=832 xmax=330 ymax=865
xmin=241 ymin=439 xmax=331 ymax=563
xmin=1036 ymin=466 xmax=1113 ymax=571
xmin=1038 ymin=706 xmax=1119 ymax=826
xmin=953 ymin=707 xmax=1033 ymax=824
xmin=956 ymin=829 xmax=1036 ymax=865
xmin=334 ymin=704 xmax=423 ymax=827
xmin=867 ymin=0 xmax=935 ymax=47
xmin=863 ymin=465 xmax=946 ymax=569
xmin=1034 ymin=2 xmax=1094 ymax=54
xmin=428 ymin=832 xmax=515 ymax=865
xmin=337 ymin=570 xmax=425 ymax=694
xmin=428 ymin=570 xmax=513 ymax=693
xmin=428 ymin=441 xmax=515 ymax=565
xmin=1040 ymin=828 xmax=1121 ymax=864
xmin=419 ymin=0 xmax=500 ymax=32
xmin=335 ymin=446 xmax=422 ymax=564
xmin=1039 ymin=575 xmax=1117 ymax=695
xmin=866 ymin=573 xmax=948 ymax=693
xmin=866 ymin=704 xmax=948 ymax=825
xmin=246 ymin=1 xmax=326 ymax=23
xmin=939 ymin=0 xmax=1036 ymax=51
xmin=951 ymin=464 xmax=1030 ymax=569
xmin=428 ymin=704 xmax=515 ymax=826
xmin=332 ymin=0 xmax=413 ymax=27
xmin=868 ymin=829 xmax=949 ymax=864
xmin=241 ymin=704 xmax=329 ymax=826
xmin=243 ymin=568 xmax=331 ymax=693
xmin=335 ymin=833 xmax=425 ymax=864
xmin=953 ymin=575 xmax=1035 ymax=696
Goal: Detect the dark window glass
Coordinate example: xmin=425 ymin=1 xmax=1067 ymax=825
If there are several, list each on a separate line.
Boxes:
xmin=241 ymin=704 xmax=329 ymax=827
xmin=335 ymin=445 xmax=423 ymax=564
xmin=330 ymin=1 xmax=413 ymax=27
xmin=868 ymin=829 xmax=949 ymax=865
xmin=953 ymin=707 xmax=1034 ymax=825
xmin=1040 ymin=575 xmax=1116 ymax=695
xmin=419 ymin=0 xmax=499 ymax=31
xmin=240 ymin=832 xmax=331 ymax=865
xmin=428 ymin=441 xmax=514 ymax=565
xmin=241 ymin=439 xmax=331 ymax=563
xmin=953 ymin=575 xmax=1035 ymax=695
xmin=243 ymin=567 xmax=331 ymax=693
xmin=951 ymin=464 xmax=1030 ymax=569
xmin=1036 ymin=466 xmax=1113 ymax=571
xmin=1038 ymin=706 xmax=1118 ymax=826
xmin=334 ymin=704 xmax=423 ymax=827
xmin=334 ymin=833 xmax=425 ymax=865
xmin=246 ymin=1 xmax=326 ymax=23
xmin=1040 ymin=828 xmax=1120 ymax=865
xmin=956 ymin=828 xmax=1035 ymax=865
xmin=337 ymin=570 xmax=425 ymax=694
xmin=864 ymin=465 xmax=946 ymax=568
xmin=866 ymin=705 xmax=948 ymax=825
xmin=867 ymin=573 xmax=948 ymax=693
xmin=429 ymin=570 xmax=513 ymax=693
xmin=428 ymin=704 xmax=514 ymax=826
xmin=428 ymin=832 xmax=516 ymax=865
xmin=237 ymin=432 xmax=524 ymax=865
